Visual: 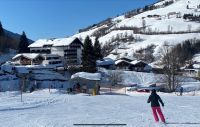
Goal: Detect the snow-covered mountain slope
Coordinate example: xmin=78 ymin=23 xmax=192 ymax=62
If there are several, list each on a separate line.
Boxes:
xmin=72 ymin=0 xmax=200 ymax=61
xmin=116 ymin=0 xmax=200 ymax=31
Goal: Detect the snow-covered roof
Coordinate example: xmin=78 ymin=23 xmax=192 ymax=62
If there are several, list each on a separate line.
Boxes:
xmin=96 ymin=58 xmax=115 ymax=66
xmin=12 ymin=53 xmax=42 ymax=60
xmin=117 ymin=55 xmax=136 ymax=61
xmin=149 ymin=62 xmax=163 ymax=69
xmin=71 ymin=72 xmax=101 ymax=81
xmin=130 ymin=60 xmax=147 ymax=65
xmin=192 ymin=54 xmax=200 ymax=63
xmin=115 ymin=60 xmax=130 ymax=65
xmin=193 ymin=64 xmax=200 ymax=69
xmin=28 ymin=37 xmax=77 ymax=48
xmin=53 ymin=37 xmax=77 ymax=47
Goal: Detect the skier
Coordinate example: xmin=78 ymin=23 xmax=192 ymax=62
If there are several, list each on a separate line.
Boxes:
xmin=147 ymin=89 xmax=166 ymax=123
xmin=180 ymin=87 xmax=183 ymax=96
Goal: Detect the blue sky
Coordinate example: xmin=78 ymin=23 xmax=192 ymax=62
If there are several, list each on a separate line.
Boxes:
xmin=0 ymin=0 xmax=158 ymax=40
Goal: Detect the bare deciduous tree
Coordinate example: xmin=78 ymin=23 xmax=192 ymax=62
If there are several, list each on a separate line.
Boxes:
xmin=107 ymin=70 xmax=123 ymax=92
xmin=187 ymin=24 xmax=192 ymax=32
xmin=108 ymin=70 xmax=123 ymax=86
xmin=142 ymin=19 xmax=146 ymax=32
xmin=161 ymin=42 xmax=180 ymax=92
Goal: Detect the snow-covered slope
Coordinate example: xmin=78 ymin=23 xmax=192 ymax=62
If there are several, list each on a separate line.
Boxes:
xmin=72 ymin=0 xmax=200 ymax=61
xmin=116 ymin=0 xmax=200 ymax=31
xmin=0 ymin=89 xmax=199 ymax=127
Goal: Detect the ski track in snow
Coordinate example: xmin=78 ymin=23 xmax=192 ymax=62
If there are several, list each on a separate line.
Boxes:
xmin=0 ymin=90 xmax=199 ymax=127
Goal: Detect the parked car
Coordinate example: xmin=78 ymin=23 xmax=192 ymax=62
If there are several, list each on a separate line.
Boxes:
xmin=127 ymin=86 xmax=137 ymax=91
xmin=126 ymin=84 xmax=138 ymax=91
xmin=137 ymin=88 xmax=150 ymax=93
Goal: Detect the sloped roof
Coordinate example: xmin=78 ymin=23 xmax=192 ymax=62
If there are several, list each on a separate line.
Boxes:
xmin=115 ymin=60 xmax=130 ymax=65
xmin=12 ymin=53 xmax=43 ymax=60
xmin=130 ymin=60 xmax=147 ymax=65
xmin=192 ymin=54 xmax=200 ymax=63
xmin=71 ymin=72 xmax=101 ymax=81
xmin=28 ymin=37 xmax=78 ymax=48
xmin=193 ymin=64 xmax=200 ymax=69
xmin=117 ymin=55 xmax=136 ymax=62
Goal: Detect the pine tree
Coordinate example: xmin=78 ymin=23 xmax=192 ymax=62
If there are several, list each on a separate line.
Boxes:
xmin=0 ymin=21 xmax=6 ymax=52
xmin=0 ymin=21 xmax=4 ymax=36
xmin=18 ymin=31 xmax=30 ymax=53
xmin=94 ymin=37 xmax=103 ymax=61
xmin=81 ymin=36 xmax=96 ymax=72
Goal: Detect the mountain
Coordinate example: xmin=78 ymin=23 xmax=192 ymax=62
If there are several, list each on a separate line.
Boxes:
xmin=1 ymin=28 xmax=33 ymax=51
xmin=0 ymin=28 xmax=33 ymax=64
xmin=72 ymin=0 xmax=200 ymax=64
xmin=4 ymin=29 xmax=33 ymax=43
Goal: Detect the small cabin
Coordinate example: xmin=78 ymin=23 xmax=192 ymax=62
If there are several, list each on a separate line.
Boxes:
xmin=115 ymin=60 xmax=131 ymax=70
xmin=181 ymin=63 xmax=200 ymax=77
xmin=129 ymin=60 xmax=152 ymax=72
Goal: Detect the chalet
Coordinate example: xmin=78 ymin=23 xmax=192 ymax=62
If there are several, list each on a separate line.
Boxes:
xmin=181 ymin=54 xmax=200 ymax=77
xmin=70 ymin=72 xmax=101 ymax=94
xmin=115 ymin=60 xmax=131 ymax=70
xmin=182 ymin=63 xmax=200 ymax=77
xmin=147 ymin=14 xmax=161 ymax=19
xmin=129 ymin=60 xmax=152 ymax=72
xmin=167 ymin=12 xmax=180 ymax=18
xmin=150 ymin=64 xmax=164 ymax=74
xmin=12 ymin=53 xmax=64 ymax=69
xmin=12 ymin=53 xmax=44 ymax=65
xmin=28 ymin=37 xmax=83 ymax=65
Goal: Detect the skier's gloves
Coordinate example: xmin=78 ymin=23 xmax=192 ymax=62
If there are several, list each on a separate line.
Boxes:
xmin=162 ymin=103 xmax=164 ymax=107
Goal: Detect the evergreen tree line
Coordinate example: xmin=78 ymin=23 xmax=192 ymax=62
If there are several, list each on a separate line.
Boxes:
xmin=183 ymin=13 xmax=200 ymax=22
xmin=81 ymin=36 xmax=103 ymax=73
xmin=170 ymin=39 xmax=200 ymax=66
xmin=0 ymin=21 xmax=30 ymax=54
xmin=0 ymin=21 xmax=8 ymax=53
xmin=18 ymin=31 xmax=30 ymax=53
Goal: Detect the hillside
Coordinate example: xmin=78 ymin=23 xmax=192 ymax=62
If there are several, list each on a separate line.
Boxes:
xmin=0 ymin=27 xmax=33 ymax=64
xmin=72 ymin=0 xmax=200 ymax=64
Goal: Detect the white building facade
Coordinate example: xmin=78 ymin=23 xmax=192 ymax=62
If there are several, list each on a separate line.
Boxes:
xmin=28 ymin=37 xmax=83 ymax=66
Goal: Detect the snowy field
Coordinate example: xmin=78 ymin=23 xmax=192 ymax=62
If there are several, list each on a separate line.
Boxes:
xmin=0 ymin=89 xmax=200 ymax=127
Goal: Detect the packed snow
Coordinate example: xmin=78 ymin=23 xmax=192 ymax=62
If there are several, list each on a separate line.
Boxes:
xmin=1 ymin=1 xmax=200 ymax=126
xmin=0 ymin=89 xmax=199 ymax=127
